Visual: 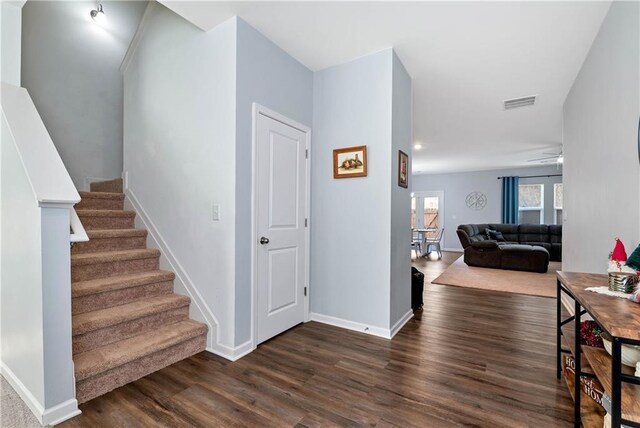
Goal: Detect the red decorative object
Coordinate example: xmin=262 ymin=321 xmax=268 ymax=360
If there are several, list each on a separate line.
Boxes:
xmin=611 ymin=238 xmax=628 ymax=262
xmin=580 ymin=320 xmax=604 ymax=348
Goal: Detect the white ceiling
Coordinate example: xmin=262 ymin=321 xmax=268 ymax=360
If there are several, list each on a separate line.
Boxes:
xmin=161 ymin=1 xmax=610 ymax=174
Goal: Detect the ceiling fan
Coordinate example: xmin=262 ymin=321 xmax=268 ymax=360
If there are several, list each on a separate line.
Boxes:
xmin=528 ymin=151 xmax=563 ymax=165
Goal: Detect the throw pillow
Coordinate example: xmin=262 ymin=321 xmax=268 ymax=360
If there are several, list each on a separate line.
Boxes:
xmin=485 ymin=228 xmax=506 ymax=242
xmin=626 ymin=244 xmax=640 ymax=271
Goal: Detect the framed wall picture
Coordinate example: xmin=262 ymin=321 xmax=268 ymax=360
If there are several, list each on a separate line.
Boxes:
xmin=398 ymin=150 xmax=409 ymax=188
xmin=333 ymin=145 xmax=367 ymax=178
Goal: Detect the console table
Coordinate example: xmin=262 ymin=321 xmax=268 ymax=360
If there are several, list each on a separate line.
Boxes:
xmin=557 ymin=272 xmax=640 ymax=428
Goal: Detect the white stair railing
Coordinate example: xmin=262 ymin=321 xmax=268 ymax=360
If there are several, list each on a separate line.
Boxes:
xmin=70 ymin=208 xmax=89 ymax=243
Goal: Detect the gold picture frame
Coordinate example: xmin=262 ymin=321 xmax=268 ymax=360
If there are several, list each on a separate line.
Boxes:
xmin=333 ymin=145 xmax=368 ymax=179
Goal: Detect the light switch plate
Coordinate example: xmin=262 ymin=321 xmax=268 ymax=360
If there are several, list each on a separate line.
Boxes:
xmin=212 ymin=204 xmax=220 ymax=221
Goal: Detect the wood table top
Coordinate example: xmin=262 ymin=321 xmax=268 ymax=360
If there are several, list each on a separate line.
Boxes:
xmin=557 ymin=271 xmax=640 ymax=341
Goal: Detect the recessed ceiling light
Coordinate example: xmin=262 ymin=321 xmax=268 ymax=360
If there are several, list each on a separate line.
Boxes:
xmin=413 ymin=143 xmax=423 ymax=150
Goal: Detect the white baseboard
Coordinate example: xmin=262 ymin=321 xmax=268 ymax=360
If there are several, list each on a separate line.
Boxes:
xmin=207 ymin=339 xmax=254 ymax=362
xmin=0 ymin=361 xmax=80 ymax=426
xmin=310 ymin=312 xmax=393 ymax=339
xmin=390 ymin=310 xmax=414 ymax=338
xmin=44 ymin=399 xmax=81 ymax=426
xmin=443 ymin=247 xmax=463 ymax=253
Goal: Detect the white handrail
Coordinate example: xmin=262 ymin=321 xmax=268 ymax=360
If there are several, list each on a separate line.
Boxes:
xmin=1 ymin=83 xmax=80 ymax=207
xmin=70 ymin=208 xmax=89 ymax=243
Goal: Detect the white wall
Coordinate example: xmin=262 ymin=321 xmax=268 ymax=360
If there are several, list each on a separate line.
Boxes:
xmin=123 ymin=3 xmax=238 ymax=349
xmin=234 ymin=18 xmax=313 ymax=346
xmin=390 ymin=52 xmax=412 ymax=328
xmin=22 ymin=0 xmax=146 ymax=190
xmin=563 ymin=1 xmax=640 ymax=273
xmin=412 ymin=165 xmax=563 ymax=251
xmin=311 ymin=48 xmax=412 ymax=333
xmin=1 ymin=82 xmax=80 ymax=424
xmin=0 ymin=1 xmax=23 ymax=86
xmin=1 ymin=110 xmax=45 ymax=412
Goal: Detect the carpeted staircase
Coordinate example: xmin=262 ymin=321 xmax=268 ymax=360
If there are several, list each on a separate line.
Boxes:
xmin=71 ymin=180 xmax=207 ymax=403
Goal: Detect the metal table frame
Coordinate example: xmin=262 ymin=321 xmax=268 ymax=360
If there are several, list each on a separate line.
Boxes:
xmin=557 ymin=279 xmax=640 ymax=428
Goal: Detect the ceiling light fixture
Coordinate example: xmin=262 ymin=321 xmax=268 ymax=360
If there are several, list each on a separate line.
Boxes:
xmin=90 ymin=4 xmax=106 ymax=23
xmin=413 ymin=143 xmax=423 ymax=150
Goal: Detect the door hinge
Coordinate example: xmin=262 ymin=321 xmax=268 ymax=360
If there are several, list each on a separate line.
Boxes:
xmin=304 ymin=287 xmax=307 ymax=297
xmin=305 ymin=218 xmax=308 ymax=227
xmin=305 ymin=149 xmax=308 ymax=159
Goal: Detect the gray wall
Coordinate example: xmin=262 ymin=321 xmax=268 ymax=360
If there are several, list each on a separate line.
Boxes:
xmin=563 ymin=1 xmax=640 ymax=273
xmin=390 ymin=52 xmax=412 ymax=327
xmin=412 ymin=165 xmax=563 ymax=251
xmin=123 ymin=3 xmax=238 ymax=347
xmin=234 ymin=18 xmax=313 ymax=346
xmin=22 ymin=0 xmax=146 ymax=190
xmin=312 ymin=48 xmax=413 ymax=331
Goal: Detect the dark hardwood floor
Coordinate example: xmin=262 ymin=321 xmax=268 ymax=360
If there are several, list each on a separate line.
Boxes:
xmin=62 ymin=252 xmax=573 ymax=427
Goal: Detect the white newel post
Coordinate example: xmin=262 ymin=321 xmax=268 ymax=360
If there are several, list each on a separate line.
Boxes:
xmin=40 ymin=206 xmax=80 ymax=423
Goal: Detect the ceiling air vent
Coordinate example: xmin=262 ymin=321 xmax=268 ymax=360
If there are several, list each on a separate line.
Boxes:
xmin=503 ymin=95 xmax=537 ymax=110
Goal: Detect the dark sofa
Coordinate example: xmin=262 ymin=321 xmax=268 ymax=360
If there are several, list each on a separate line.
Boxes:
xmin=456 ymin=224 xmax=562 ymax=273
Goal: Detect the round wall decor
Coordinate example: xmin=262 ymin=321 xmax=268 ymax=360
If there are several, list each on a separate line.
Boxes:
xmin=466 ymin=191 xmax=487 ymax=210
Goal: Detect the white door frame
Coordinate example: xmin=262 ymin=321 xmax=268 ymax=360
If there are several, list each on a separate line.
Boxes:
xmin=250 ymin=103 xmax=311 ymax=350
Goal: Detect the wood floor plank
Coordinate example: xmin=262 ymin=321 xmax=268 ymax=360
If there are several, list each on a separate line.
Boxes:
xmin=62 ymin=251 xmax=574 ymax=427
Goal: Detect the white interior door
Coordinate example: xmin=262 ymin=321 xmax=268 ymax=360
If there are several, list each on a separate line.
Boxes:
xmin=255 ymin=111 xmax=308 ymax=345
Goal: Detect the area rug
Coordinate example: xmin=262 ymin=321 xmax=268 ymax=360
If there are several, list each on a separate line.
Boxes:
xmin=0 ymin=376 xmax=43 ymax=427
xmin=432 ymin=256 xmax=561 ymax=298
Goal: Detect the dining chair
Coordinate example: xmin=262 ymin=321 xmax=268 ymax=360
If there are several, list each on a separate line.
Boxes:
xmin=410 ymin=230 xmax=422 ymax=259
xmin=425 ymin=228 xmax=444 ymax=259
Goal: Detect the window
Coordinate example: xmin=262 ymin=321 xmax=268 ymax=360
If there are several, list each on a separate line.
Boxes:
xmin=518 ymin=184 xmax=544 ymax=224
xmin=554 ymin=183 xmax=563 ymax=225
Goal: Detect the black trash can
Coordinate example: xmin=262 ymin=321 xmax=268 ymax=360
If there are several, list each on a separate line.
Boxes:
xmin=411 ymin=267 xmax=424 ymax=310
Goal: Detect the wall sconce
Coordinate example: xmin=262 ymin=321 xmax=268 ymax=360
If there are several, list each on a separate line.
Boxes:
xmin=90 ymin=4 xmax=106 ymax=23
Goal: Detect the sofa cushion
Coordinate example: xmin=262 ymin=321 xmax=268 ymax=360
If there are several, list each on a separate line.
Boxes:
xmin=485 ymin=228 xmax=506 ymax=242
xmin=471 ymin=240 xmax=499 ymax=248
xmin=521 ymin=242 xmax=551 ymax=252
xmin=459 ymin=224 xmax=491 ymax=243
xmin=490 ymin=224 xmax=519 ymax=242
xmin=518 ymin=224 xmax=550 ymax=243
xmin=551 ymin=243 xmax=562 ymax=262
xmin=463 ymin=244 xmax=502 ymax=269
xmin=501 ymin=245 xmax=549 ymax=273
xmin=549 ymin=225 xmax=562 ymax=244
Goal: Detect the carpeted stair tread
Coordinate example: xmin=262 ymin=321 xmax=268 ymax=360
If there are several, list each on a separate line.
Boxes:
xmin=90 ymin=178 xmax=123 ymax=193
xmin=74 ymin=320 xmax=207 ymax=382
xmin=71 ymin=249 xmax=160 ymax=267
xmin=78 ymin=191 xmax=125 ymax=200
xmin=76 ymin=209 xmax=135 ymax=218
xmin=72 ymin=270 xmax=175 ymax=298
xmin=86 ymin=229 xmax=147 ymax=239
xmin=73 ymin=294 xmax=190 ymax=336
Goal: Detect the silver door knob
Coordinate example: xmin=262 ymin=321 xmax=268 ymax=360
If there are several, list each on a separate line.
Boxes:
xmin=260 ymin=237 xmax=270 ymax=245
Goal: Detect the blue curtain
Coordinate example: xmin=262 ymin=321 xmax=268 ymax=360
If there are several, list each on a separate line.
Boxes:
xmin=501 ymin=176 xmax=519 ymax=224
